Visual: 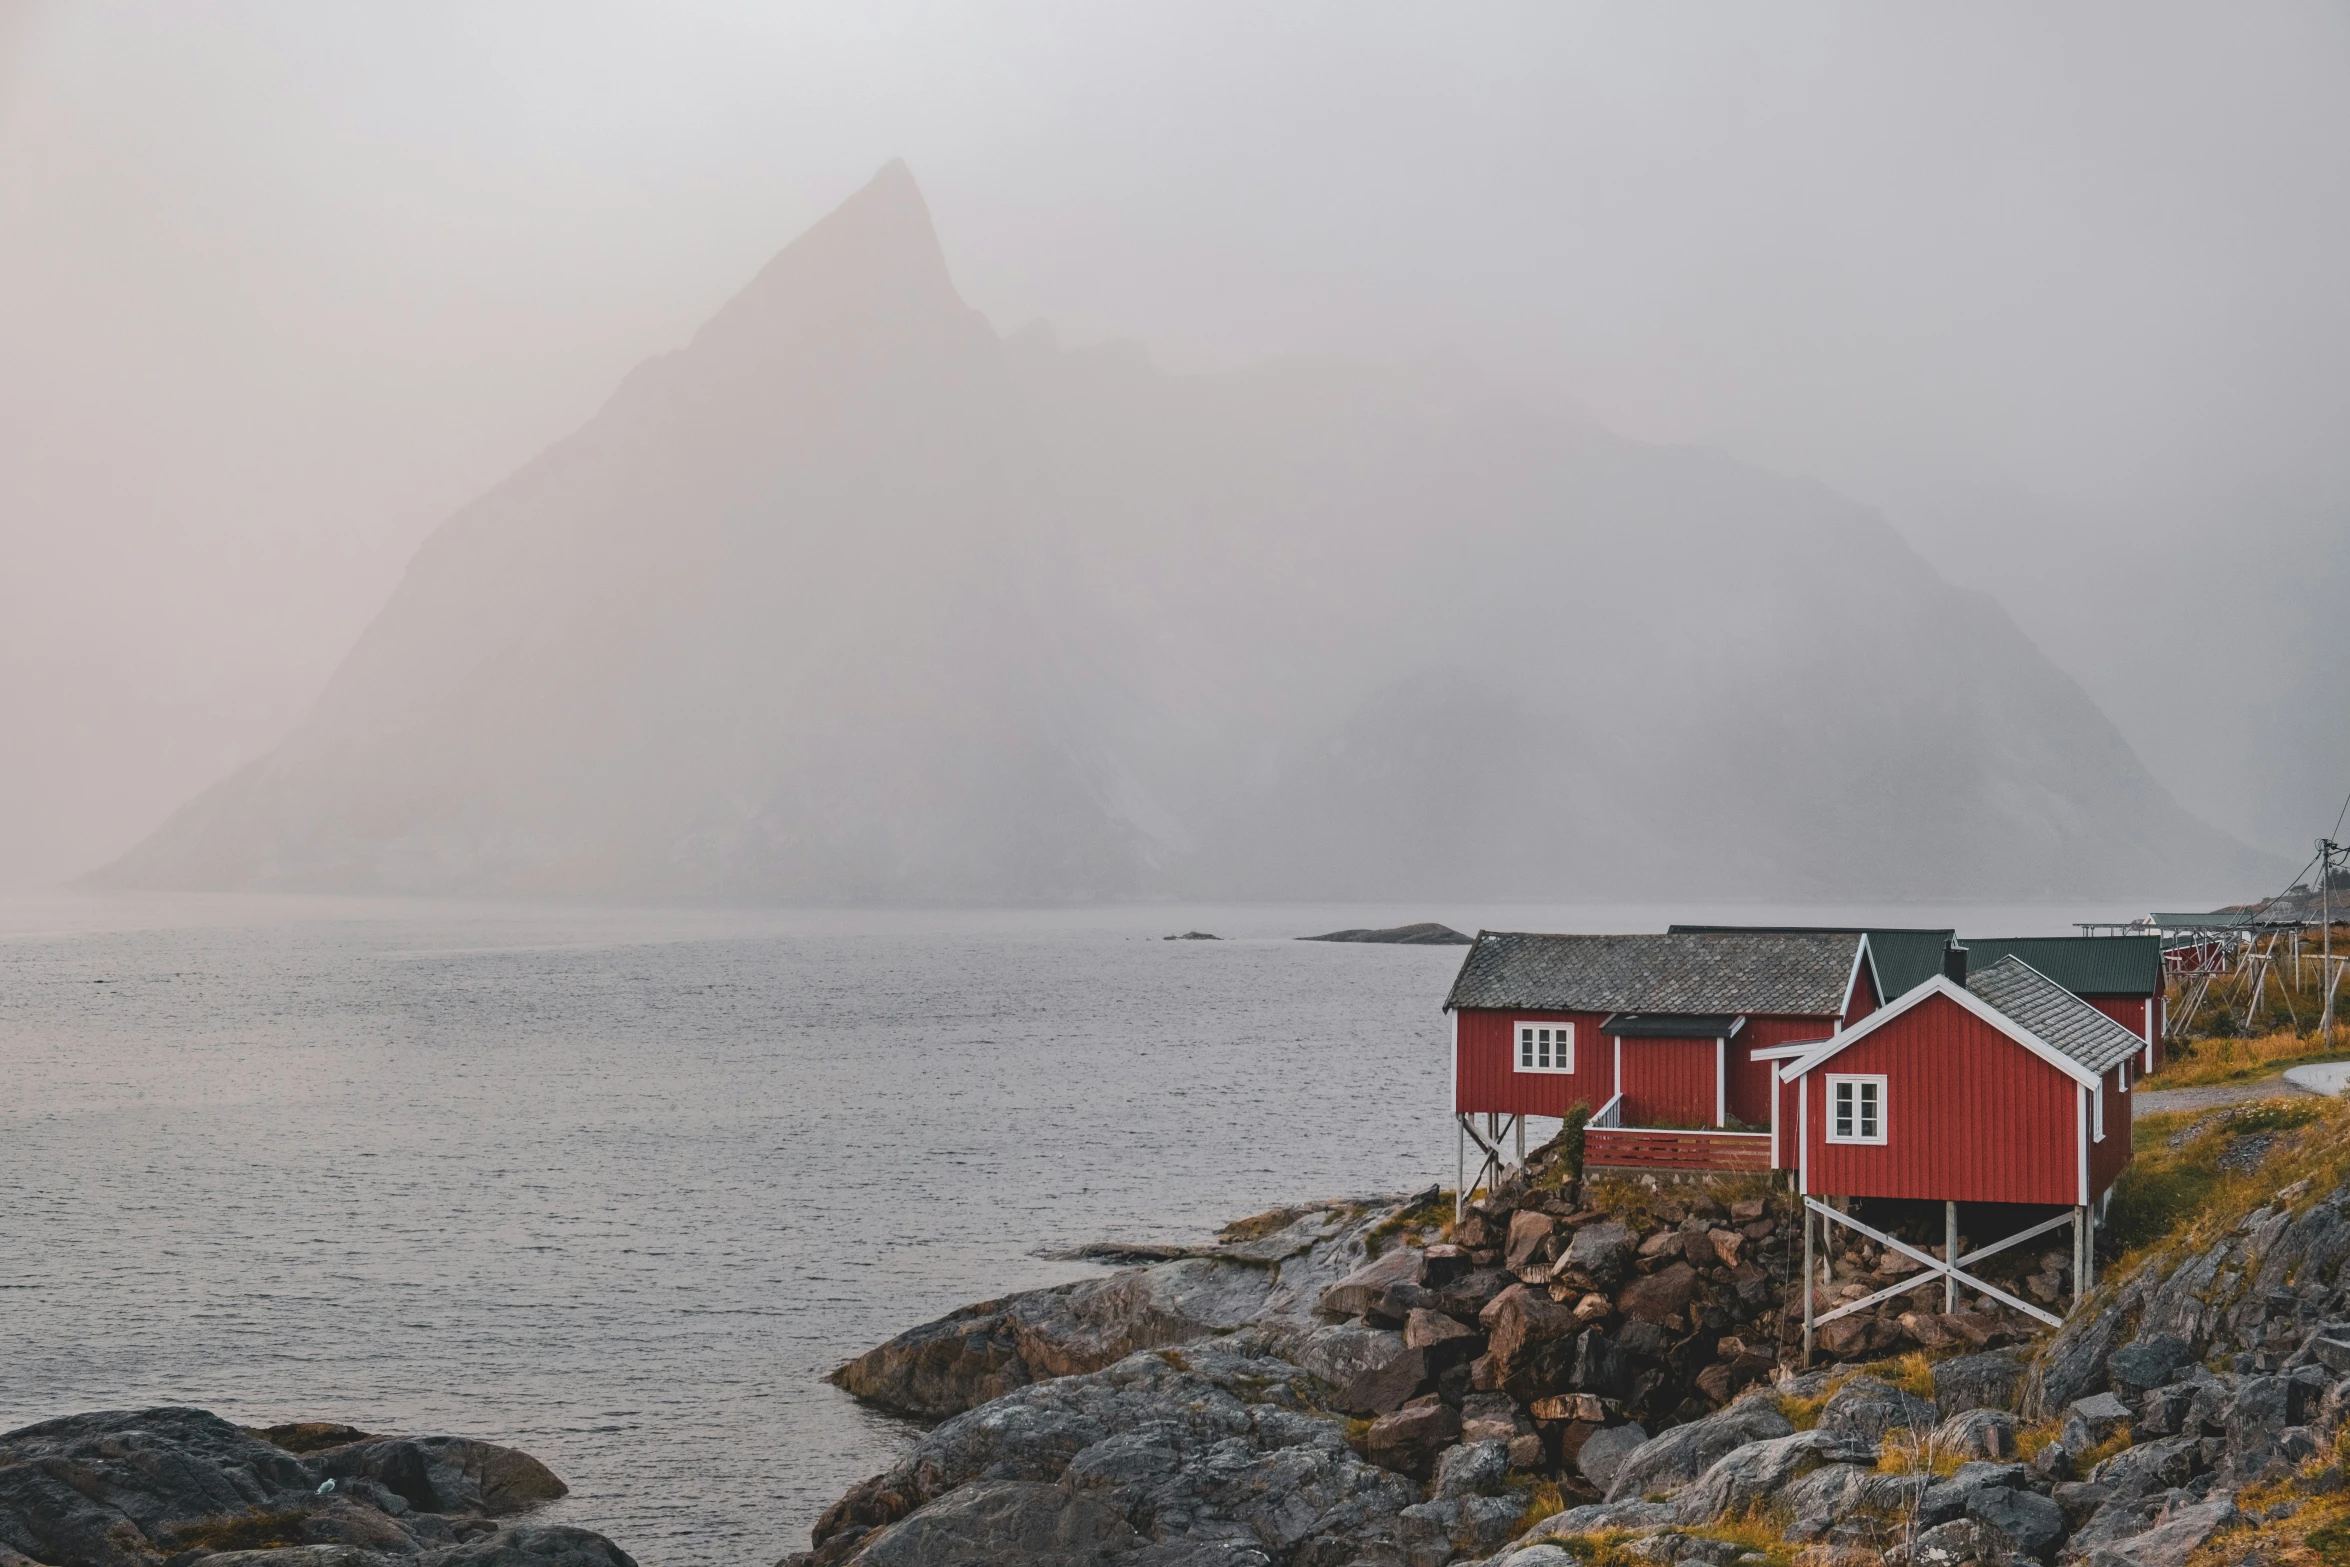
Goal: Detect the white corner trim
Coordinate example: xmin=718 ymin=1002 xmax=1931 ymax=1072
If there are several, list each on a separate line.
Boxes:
xmin=2094 ymin=1079 xmax=2105 ymax=1142
xmin=1777 ymin=975 xmax=2100 ymax=1088
xmin=1798 ymin=1076 xmax=1809 ymax=1195
xmin=1449 ymin=1009 xmax=1459 ymax=1113
xmin=2076 ymin=1083 xmax=2090 ymax=1205
xmin=1715 ymin=1037 xmax=1727 ymax=1127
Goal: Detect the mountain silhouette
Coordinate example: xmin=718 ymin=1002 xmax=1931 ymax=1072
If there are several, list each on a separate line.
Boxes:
xmin=101 ymin=162 xmax=2278 ymax=901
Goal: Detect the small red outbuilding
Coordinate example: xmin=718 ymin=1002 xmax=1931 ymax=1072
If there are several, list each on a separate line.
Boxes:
xmin=1776 ymin=953 xmax=2141 ymax=1207
xmin=1776 ymin=953 xmax=2145 ymax=1340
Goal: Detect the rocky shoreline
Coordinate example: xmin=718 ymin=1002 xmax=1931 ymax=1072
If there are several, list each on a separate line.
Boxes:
xmin=792 ymin=1118 xmax=2350 ymax=1567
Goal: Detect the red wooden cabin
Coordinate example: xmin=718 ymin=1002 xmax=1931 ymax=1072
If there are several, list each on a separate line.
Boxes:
xmin=1444 ymin=931 xmax=1880 ymax=1181
xmin=1777 ymin=952 xmax=2144 ymax=1340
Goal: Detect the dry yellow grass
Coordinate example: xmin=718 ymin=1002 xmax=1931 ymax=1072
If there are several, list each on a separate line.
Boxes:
xmin=2104 ymin=1098 xmax=2341 ymax=1265
xmin=2149 ymin=1029 xmax=2342 ymax=1088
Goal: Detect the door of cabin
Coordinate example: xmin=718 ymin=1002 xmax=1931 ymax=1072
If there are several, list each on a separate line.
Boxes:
xmin=1617 ymin=1037 xmax=1718 ymax=1128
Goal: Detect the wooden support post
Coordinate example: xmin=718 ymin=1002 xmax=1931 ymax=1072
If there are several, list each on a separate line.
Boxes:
xmin=1515 ymin=1114 xmax=1525 ymax=1164
xmin=1456 ymin=1120 xmax=1465 ymax=1223
xmin=1802 ymin=1201 xmax=1816 ymax=1361
xmin=1945 ymin=1201 xmax=1958 ymax=1313
xmin=2072 ymin=1206 xmax=2086 ymax=1309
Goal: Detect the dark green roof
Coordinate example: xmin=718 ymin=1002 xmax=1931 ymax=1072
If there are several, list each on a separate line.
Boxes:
xmin=1667 ymin=925 xmax=1952 ymax=1002
xmin=1960 ymin=935 xmax=2161 ymax=997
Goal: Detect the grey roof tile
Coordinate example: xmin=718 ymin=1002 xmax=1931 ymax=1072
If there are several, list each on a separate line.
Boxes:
xmin=1444 ymin=931 xmax=1860 ymax=1016
xmin=1966 ymin=955 xmax=2145 ymax=1075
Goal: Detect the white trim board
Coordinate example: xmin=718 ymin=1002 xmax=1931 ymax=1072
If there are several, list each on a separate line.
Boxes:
xmin=1844 ymin=934 xmax=1880 ymax=1023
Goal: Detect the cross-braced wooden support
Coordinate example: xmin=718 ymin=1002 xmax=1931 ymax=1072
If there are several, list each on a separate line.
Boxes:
xmin=1456 ymin=1112 xmax=1525 ymax=1219
xmin=1802 ymin=1198 xmax=2085 ymax=1358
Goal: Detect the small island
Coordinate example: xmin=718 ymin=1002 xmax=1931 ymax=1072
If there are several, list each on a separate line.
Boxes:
xmin=1302 ymin=922 xmax=1474 ymax=945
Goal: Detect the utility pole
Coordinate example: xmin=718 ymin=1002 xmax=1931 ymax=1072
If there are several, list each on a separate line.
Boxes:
xmin=2324 ymin=838 xmax=2345 ymax=1047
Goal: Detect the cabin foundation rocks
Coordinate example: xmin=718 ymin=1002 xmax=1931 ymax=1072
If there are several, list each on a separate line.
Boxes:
xmin=805 ymin=1163 xmax=2052 ymax=1567
xmin=0 ymin=1408 xmax=628 ymax=1567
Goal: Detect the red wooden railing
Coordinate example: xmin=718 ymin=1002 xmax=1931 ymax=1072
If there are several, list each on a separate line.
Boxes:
xmin=1584 ymin=1126 xmax=1771 ymax=1173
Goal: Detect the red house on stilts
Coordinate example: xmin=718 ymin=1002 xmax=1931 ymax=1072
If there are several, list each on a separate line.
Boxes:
xmin=1774 ymin=949 xmax=2144 ymax=1345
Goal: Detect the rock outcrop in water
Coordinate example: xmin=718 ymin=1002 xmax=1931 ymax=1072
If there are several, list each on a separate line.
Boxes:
xmin=0 ymin=1408 xmax=627 ymax=1567
xmin=1300 ymin=926 xmax=1473 ymax=946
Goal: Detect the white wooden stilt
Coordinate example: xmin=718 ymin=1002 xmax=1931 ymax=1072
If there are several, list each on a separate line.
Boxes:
xmin=1802 ymin=1201 xmax=1816 ymax=1361
xmin=1945 ymin=1201 xmax=1958 ymax=1314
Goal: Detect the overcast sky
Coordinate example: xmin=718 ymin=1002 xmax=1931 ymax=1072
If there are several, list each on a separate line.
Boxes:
xmin=4 ymin=2 xmax=2346 ymax=887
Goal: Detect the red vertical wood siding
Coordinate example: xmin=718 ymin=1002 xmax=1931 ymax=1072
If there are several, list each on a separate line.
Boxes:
xmin=1800 ymin=993 xmax=2096 ymax=1205
xmin=2093 ymin=1064 xmax=2132 ymax=1195
xmin=1620 ymin=1038 xmax=1718 ymax=1125
xmin=1454 ymin=1008 xmax=1613 ymax=1118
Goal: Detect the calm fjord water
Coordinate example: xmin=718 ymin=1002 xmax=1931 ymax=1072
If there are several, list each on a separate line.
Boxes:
xmin=0 ymin=895 xmax=2131 ymax=1564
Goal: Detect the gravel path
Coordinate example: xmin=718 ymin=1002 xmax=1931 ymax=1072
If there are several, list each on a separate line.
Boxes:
xmin=2134 ymin=1074 xmax=2307 ymax=1114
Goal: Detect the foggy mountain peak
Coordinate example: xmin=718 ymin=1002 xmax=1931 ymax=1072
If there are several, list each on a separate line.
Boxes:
xmin=98 ymin=166 xmax=2281 ymax=903
xmin=695 ymin=159 xmax=968 ymax=351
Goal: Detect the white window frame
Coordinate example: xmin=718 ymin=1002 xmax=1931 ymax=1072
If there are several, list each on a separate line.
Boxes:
xmin=1824 ymin=1074 xmax=1887 ymax=1145
xmin=1515 ymin=1020 xmax=1575 ymax=1074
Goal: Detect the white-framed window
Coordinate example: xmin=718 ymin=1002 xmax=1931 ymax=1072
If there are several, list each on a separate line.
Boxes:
xmin=1825 ymin=1074 xmax=1887 ymax=1144
xmin=1516 ymin=1021 xmax=1575 ymax=1074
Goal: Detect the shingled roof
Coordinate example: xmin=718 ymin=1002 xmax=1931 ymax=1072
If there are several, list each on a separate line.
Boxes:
xmin=1443 ymin=931 xmax=1863 ymax=1016
xmin=1966 ymin=955 xmax=2145 ymax=1075
xmin=1669 ymin=923 xmax=1954 ymax=998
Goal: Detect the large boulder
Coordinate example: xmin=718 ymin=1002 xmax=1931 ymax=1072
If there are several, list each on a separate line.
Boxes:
xmin=1602 ymin=1394 xmax=1793 ymax=1503
xmin=1816 ymin=1374 xmax=1935 ymax=1446
xmin=1559 ymin=1222 xmax=1637 ymax=1292
xmin=0 ymin=1408 xmax=319 ymax=1567
xmin=1616 ymin=1263 xmax=1701 ymax=1326
xmin=428 ymin=1524 xmax=640 ymax=1567
xmin=799 ymin=1345 xmax=1417 ymax=1565
xmin=311 ymin=1437 xmax=565 ymax=1518
xmin=1319 ymin=1246 xmax=1425 ymax=1319
xmin=1961 ymin=1481 xmax=2066 ymax=1561
xmin=1932 ymin=1408 xmax=2019 ymax=1461
xmin=826 ymin=1298 xmax=1037 ymax=1419
xmin=834 ymin=1198 xmax=1416 ymax=1421
xmin=0 ymin=1408 xmax=612 ymax=1567
xmin=826 ymin=1480 xmax=1143 ymax=1567
xmin=1575 ymin=1423 xmax=1649 ymax=1490
xmin=2103 ymin=1335 xmax=2193 ymax=1403
xmin=1669 ymin=1430 xmax=1871 ymax=1524
xmin=1934 ymin=1349 xmax=2028 ymax=1417
xmin=2078 ymin=1494 xmax=2239 ymax=1567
